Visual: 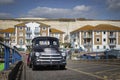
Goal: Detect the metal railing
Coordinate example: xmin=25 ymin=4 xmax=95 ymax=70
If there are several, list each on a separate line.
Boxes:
xmin=0 ymin=41 xmax=22 ymax=70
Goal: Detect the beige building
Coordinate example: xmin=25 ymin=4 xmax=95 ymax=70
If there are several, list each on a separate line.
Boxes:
xmin=70 ymin=24 xmax=120 ymax=52
xmin=0 ymin=22 xmax=65 ymax=50
xmin=0 ymin=28 xmax=15 ymax=46
xmin=50 ymin=28 xmax=65 ymax=43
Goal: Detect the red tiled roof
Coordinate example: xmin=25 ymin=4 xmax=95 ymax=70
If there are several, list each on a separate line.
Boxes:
xmin=37 ymin=22 xmax=50 ymax=27
xmin=0 ymin=28 xmax=15 ymax=33
xmin=94 ymin=24 xmax=120 ymax=31
xmin=71 ymin=24 xmax=120 ymax=33
xmin=50 ymin=28 xmax=65 ymax=33
xmin=15 ymin=22 xmax=27 ymax=27
xmin=71 ymin=25 xmax=94 ymax=33
xmin=15 ymin=22 xmax=50 ymax=27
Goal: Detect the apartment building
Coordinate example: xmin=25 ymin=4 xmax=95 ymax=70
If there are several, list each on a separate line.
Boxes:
xmin=0 ymin=28 xmax=15 ymax=46
xmin=70 ymin=24 xmax=120 ymax=52
xmin=0 ymin=22 xmax=65 ymax=50
xmin=50 ymin=28 xmax=65 ymax=43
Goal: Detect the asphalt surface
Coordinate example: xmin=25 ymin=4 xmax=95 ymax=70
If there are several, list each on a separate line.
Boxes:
xmin=22 ymin=57 xmax=120 ymax=80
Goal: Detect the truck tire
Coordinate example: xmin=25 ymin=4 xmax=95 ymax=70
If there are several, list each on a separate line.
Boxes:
xmin=32 ymin=65 xmax=36 ymax=70
xmin=60 ymin=65 xmax=65 ymax=70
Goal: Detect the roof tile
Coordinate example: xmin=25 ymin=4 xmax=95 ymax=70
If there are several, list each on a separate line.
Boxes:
xmin=0 ymin=28 xmax=15 ymax=33
xmin=50 ymin=28 xmax=65 ymax=33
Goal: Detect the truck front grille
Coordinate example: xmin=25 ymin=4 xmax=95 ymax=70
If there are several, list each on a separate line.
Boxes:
xmin=39 ymin=53 xmax=62 ymax=62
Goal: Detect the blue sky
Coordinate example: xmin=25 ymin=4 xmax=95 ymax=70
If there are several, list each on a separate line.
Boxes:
xmin=0 ymin=0 xmax=120 ymax=20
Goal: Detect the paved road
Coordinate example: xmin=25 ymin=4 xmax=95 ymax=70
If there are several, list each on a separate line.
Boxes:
xmin=22 ymin=59 xmax=120 ymax=80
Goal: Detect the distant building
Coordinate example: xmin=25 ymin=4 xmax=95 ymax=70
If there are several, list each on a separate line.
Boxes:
xmin=50 ymin=28 xmax=65 ymax=43
xmin=0 ymin=28 xmax=15 ymax=46
xmin=70 ymin=24 xmax=120 ymax=52
xmin=0 ymin=22 xmax=65 ymax=50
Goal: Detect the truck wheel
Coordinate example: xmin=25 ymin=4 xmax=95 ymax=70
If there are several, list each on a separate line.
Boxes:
xmin=60 ymin=65 xmax=65 ymax=70
xmin=32 ymin=65 xmax=36 ymax=70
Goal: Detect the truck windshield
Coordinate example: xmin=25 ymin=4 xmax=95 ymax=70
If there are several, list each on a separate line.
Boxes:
xmin=35 ymin=40 xmax=58 ymax=46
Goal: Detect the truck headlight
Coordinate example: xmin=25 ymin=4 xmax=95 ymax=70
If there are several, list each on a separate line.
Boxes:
xmin=61 ymin=52 xmax=66 ymax=57
xmin=35 ymin=52 xmax=40 ymax=56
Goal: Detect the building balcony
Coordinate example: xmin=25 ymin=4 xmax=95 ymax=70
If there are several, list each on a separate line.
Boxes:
xmin=34 ymin=30 xmax=40 ymax=34
xmin=4 ymin=37 xmax=10 ymax=40
xmin=109 ymin=35 xmax=116 ymax=39
xmin=84 ymin=42 xmax=92 ymax=47
xmin=83 ymin=35 xmax=92 ymax=39
xmin=26 ymin=30 xmax=32 ymax=34
xmin=26 ymin=36 xmax=32 ymax=40
xmin=109 ymin=43 xmax=116 ymax=46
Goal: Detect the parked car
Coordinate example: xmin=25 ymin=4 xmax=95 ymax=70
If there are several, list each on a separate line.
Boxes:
xmin=28 ymin=37 xmax=66 ymax=70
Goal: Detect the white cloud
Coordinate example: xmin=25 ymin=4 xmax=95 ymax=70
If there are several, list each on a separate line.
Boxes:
xmin=107 ymin=0 xmax=120 ymax=10
xmin=0 ymin=13 xmax=12 ymax=18
xmin=73 ymin=5 xmax=90 ymax=11
xmin=24 ymin=5 xmax=91 ymax=18
xmin=0 ymin=0 xmax=14 ymax=4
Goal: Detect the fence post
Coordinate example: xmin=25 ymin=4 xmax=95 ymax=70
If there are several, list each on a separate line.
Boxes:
xmin=12 ymin=49 xmax=15 ymax=64
xmin=4 ymin=47 xmax=10 ymax=70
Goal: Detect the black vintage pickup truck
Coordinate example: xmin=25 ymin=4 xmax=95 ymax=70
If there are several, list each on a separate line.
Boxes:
xmin=27 ymin=37 xmax=66 ymax=70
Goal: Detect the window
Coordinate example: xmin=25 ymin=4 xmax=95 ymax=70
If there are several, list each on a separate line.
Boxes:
xmin=103 ymin=38 xmax=106 ymax=42
xmin=35 ymin=27 xmax=39 ymax=30
xmin=12 ymin=39 xmax=15 ymax=43
xmin=103 ymin=32 xmax=106 ymax=34
xmin=55 ymin=34 xmax=59 ymax=39
xmin=27 ymin=27 xmax=30 ymax=31
xmin=96 ymin=38 xmax=100 ymax=42
xmin=74 ymin=39 xmax=76 ymax=42
xmin=84 ymin=32 xmax=86 ymax=36
xmin=26 ymin=34 xmax=31 ymax=38
xmin=110 ymin=32 xmax=113 ymax=35
xmin=19 ymin=38 xmax=23 ymax=45
xmin=19 ymin=27 xmax=23 ymax=30
xmin=96 ymin=31 xmax=100 ymax=35
xmin=42 ymin=27 xmax=46 ymax=30
xmin=103 ymin=46 xmax=106 ymax=49
xmin=11 ymin=33 xmax=15 ymax=36
xmin=97 ymin=46 xmax=99 ymax=49
xmin=5 ymin=33 xmax=9 ymax=37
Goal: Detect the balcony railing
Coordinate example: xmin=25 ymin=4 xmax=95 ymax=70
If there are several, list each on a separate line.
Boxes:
xmin=83 ymin=35 xmax=92 ymax=39
xmin=109 ymin=43 xmax=116 ymax=46
xmin=34 ymin=30 xmax=40 ymax=34
xmin=26 ymin=36 xmax=32 ymax=40
xmin=4 ymin=37 xmax=10 ymax=40
xmin=84 ymin=42 xmax=92 ymax=47
xmin=26 ymin=30 xmax=32 ymax=34
xmin=109 ymin=35 xmax=116 ymax=39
